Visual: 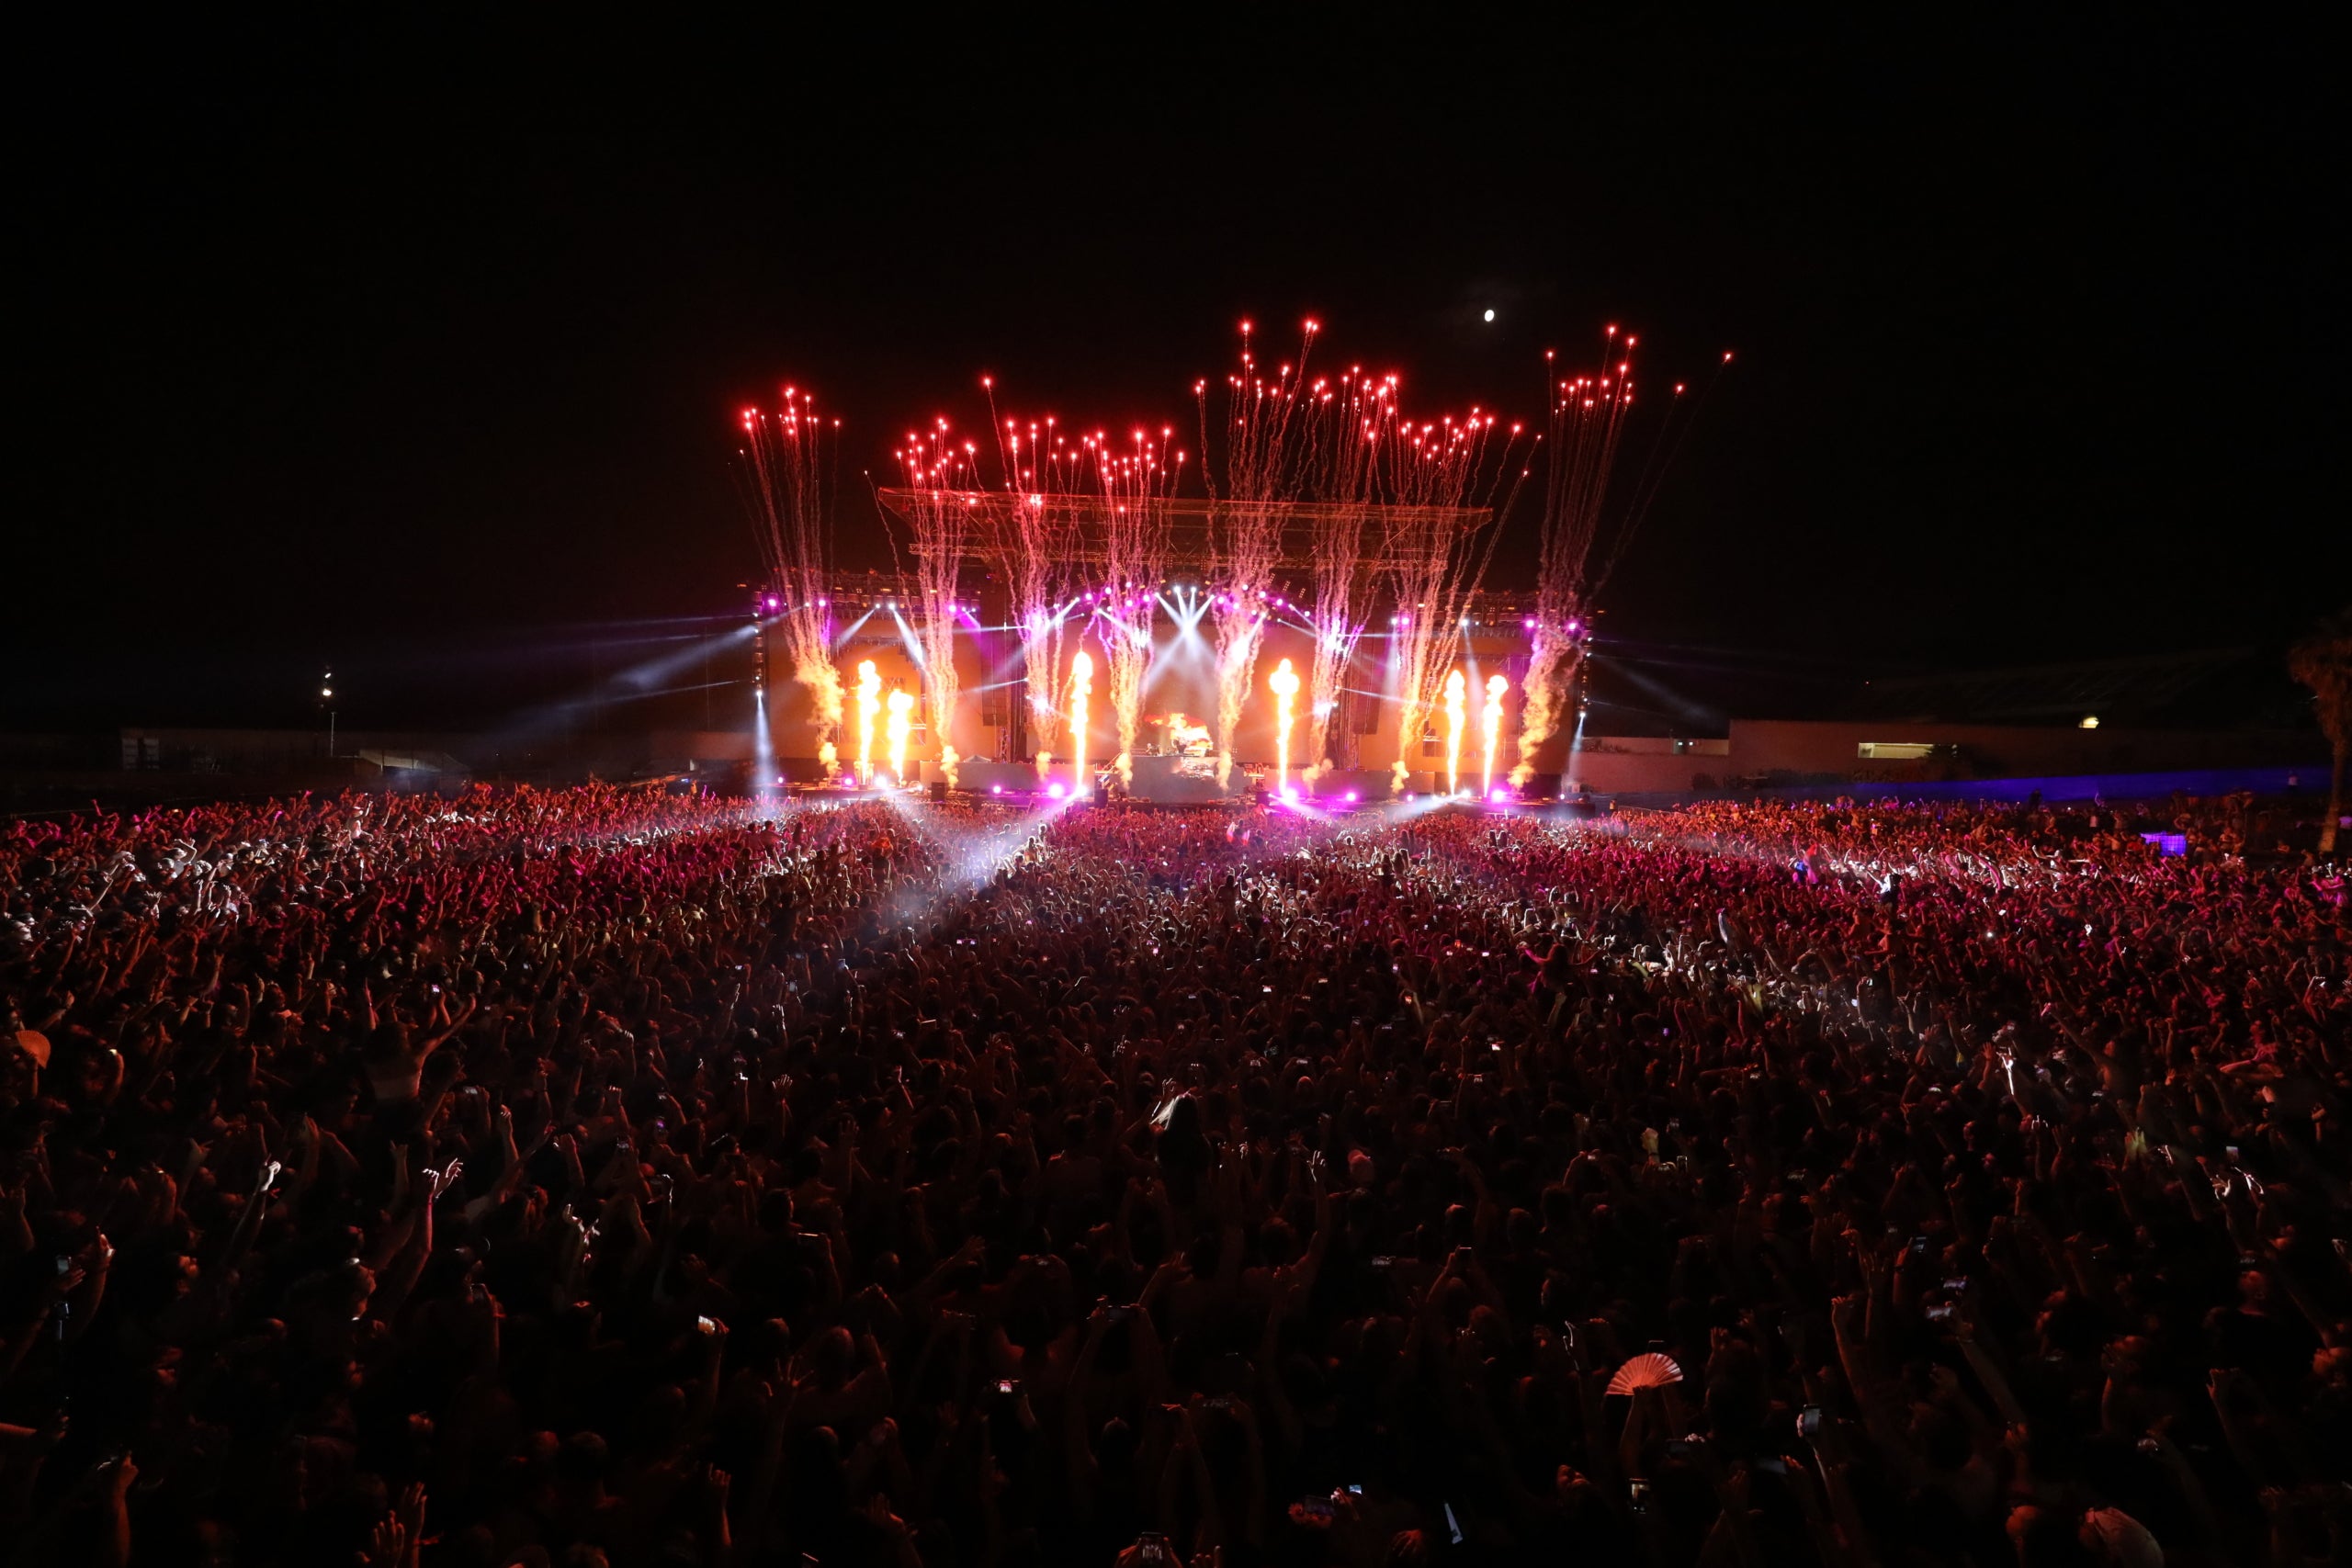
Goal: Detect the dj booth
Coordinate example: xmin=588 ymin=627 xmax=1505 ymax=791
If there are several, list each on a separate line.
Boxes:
xmin=947 ymin=755 xmax=1410 ymax=807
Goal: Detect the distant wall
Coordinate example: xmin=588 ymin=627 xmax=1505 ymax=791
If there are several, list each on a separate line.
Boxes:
xmin=1563 ymin=752 xmax=1726 ymax=793
xmin=1543 ymin=721 xmax=2314 ymax=800
xmin=1724 ymin=719 xmax=2312 ymax=782
xmin=1577 ymin=735 xmax=1730 ymax=757
xmin=116 ymin=728 xmax=475 ymax=773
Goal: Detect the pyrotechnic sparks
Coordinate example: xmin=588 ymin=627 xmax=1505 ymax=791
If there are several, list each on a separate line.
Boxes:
xmin=1482 ymin=673 xmax=1508 ymax=797
xmin=1514 ymin=328 xmax=1718 ymax=787
xmin=1377 ymin=404 xmax=1525 ymax=791
xmin=1304 ymin=369 xmax=1395 ymax=776
xmin=893 ymin=423 xmax=978 ymax=786
xmin=1442 ymin=669 xmax=1467 ymax=795
xmin=1195 ymin=325 xmax=1417 ymax=784
xmin=1200 ymin=321 xmax=1317 ymax=785
xmin=854 ymin=660 xmax=882 ymax=784
xmin=1092 ymin=427 xmax=1181 ymax=788
xmin=1068 ymin=651 xmax=1093 ymax=796
xmin=1268 ymin=656 xmax=1300 ymax=794
xmin=836 ymin=321 xmax=1589 ymax=807
xmin=738 ymin=388 xmax=843 ymax=772
xmin=982 ymin=395 xmax=1086 ymax=768
xmin=886 ymin=687 xmax=913 ymax=786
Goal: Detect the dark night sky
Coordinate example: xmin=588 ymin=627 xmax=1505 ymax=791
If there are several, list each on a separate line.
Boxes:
xmin=13 ymin=11 xmax=2346 ymax=731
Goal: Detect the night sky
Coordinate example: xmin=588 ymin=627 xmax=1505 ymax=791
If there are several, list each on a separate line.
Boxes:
xmin=16 ymin=13 xmax=2345 ymax=731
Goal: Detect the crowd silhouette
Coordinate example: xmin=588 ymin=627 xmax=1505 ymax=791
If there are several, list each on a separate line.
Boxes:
xmin=0 ymin=784 xmax=2345 ymax=1567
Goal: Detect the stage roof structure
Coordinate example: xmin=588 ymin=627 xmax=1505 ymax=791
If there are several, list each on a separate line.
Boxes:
xmin=874 ymin=490 xmax=1490 ymax=574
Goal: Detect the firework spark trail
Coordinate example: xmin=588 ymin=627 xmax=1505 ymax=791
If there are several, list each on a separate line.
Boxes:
xmin=1513 ymin=335 xmax=1632 ymax=789
xmin=1092 ymin=427 xmax=1182 ymax=789
xmin=1482 ymin=672 xmax=1508 ymax=797
xmin=982 ymin=389 xmax=1088 ymax=769
xmin=892 ymin=423 xmax=978 ymax=786
xmin=1304 ymin=534 xmax=1367 ymax=773
xmin=1199 ymin=321 xmax=1319 ymax=787
xmin=1514 ymin=330 xmax=1718 ymax=787
xmin=1442 ymin=669 xmax=1467 ymax=795
xmin=886 ymin=687 xmax=914 ymax=785
xmin=1376 ymin=405 xmax=1523 ymax=791
xmin=739 ymin=389 xmax=844 ymax=772
xmin=1268 ymin=656 xmax=1300 ymax=793
xmin=854 ymin=660 xmax=882 ymax=784
xmin=1068 ymin=650 xmax=1093 ymax=795
xmin=1303 ymin=368 xmax=1395 ymax=776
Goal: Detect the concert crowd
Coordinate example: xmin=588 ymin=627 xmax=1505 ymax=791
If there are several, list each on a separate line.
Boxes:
xmin=0 ymin=783 xmax=2346 ymax=1567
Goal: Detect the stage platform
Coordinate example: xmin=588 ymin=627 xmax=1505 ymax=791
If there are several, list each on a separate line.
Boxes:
xmin=945 ymin=757 xmax=1416 ymax=806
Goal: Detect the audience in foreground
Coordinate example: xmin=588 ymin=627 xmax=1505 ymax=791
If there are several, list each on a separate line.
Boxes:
xmin=0 ymin=783 xmax=2346 ymax=1567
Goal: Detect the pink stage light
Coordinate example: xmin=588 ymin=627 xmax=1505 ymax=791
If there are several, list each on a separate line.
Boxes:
xmin=1342 ymin=790 xmax=1358 ymax=803
xmin=1046 ymin=783 xmax=1066 ymax=798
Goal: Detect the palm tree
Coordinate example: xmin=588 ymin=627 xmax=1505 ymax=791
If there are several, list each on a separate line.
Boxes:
xmin=2288 ymin=609 xmax=2352 ymax=855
